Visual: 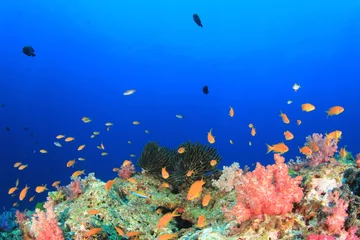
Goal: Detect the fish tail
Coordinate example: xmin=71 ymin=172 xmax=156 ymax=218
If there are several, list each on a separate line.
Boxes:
xmin=266 ymin=144 xmax=273 ymax=154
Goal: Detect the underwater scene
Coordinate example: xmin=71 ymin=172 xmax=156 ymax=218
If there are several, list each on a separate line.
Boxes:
xmin=1 ymin=0 xmax=360 ymax=239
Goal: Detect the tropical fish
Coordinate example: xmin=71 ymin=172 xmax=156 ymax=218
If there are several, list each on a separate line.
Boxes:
xmin=77 ymin=144 xmax=86 ymax=151
xmin=207 ymin=129 xmax=215 ymax=144
xmin=326 ymin=106 xmax=344 ymax=117
xmin=193 ymin=14 xmax=203 ymax=27
xmin=202 ymin=193 xmax=211 ymax=207
xmin=229 ymin=106 xmax=234 ymax=117
xmin=35 ymin=184 xmax=48 ymax=193
xmin=293 ymin=83 xmax=300 ymax=92
xmin=178 ymin=147 xmax=185 ymax=154
xmin=202 ymin=85 xmax=209 ymax=94
xmin=266 ymin=142 xmax=289 ymax=154
xmin=156 ymin=209 xmax=180 ymax=228
xmin=176 ymin=115 xmax=183 ymax=119
xmin=19 ymin=185 xmax=30 ymax=201
xmin=284 ymin=131 xmax=294 ymax=140
xmin=162 ymin=167 xmax=169 ymax=179
xmin=123 ymin=89 xmax=136 ymax=96
xmin=187 ymin=179 xmax=206 ymax=200
xmin=53 ymin=142 xmax=62 ymax=147
xmin=302 ymin=103 xmax=315 ymax=112
xmin=22 ymin=46 xmax=35 ymax=57
xmin=279 ymin=111 xmax=290 ymax=124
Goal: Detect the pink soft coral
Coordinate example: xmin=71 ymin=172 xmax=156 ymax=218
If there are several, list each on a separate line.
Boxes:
xmin=118 ymin=162 xmax=135 ymax=179
xmin=223 ymin=154 xmax=304 ymax=224
xmin=31 ymin=200 xmax=64 ymax=240
xmin=324 ymin=191 xmax=348 ymax=234
xmin=306 ymin=133 xmax=338 ymax=166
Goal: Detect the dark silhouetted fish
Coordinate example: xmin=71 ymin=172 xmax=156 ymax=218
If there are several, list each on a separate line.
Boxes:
xmin=202 ymin=86 xmax=209 ymax=95
xmin=24 ymin=127 xmax=29 ymax=131
xmin=22 ymin=46 xmax=35 ymax=57
xmin=193 ymin=14 xmax=203 ymax=28
xmin=1 ymin=104 xmax=4 ymax=107
xmin=5 ymin=127 xmax=10 ymax=131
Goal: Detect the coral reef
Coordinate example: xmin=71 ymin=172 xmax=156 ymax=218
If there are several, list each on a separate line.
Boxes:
xmin=3 ymin=136 xmax=360 ymax=239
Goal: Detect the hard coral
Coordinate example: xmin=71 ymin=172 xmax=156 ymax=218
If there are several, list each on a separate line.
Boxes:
xmin=224 ymin=154 xmax=303 ymax=224
xmin=306 ymin=133 xmax=338 ymax=166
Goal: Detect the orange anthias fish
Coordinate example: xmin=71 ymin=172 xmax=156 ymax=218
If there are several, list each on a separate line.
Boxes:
xmin=158 ymin=233 xmax=177 ymax=240
xmin=105 ymin=179 xmax=116 ymax=191
xmin=13 ymin=162 xmax=22 ymax=168
xmin=207 ymin=129 xmax=215 ymax=144
xmin=88 ymin=209 xmax=101 ymax=215
xmin=326 ymin=130 xmax=342 ymax=142
xmin=210 ymin=159 xmax=217 ymax=166
xmin=187 ymin=179 xmax=206 ymax=200
xmin=301 ymin=103 xmax=315 ymax=112
xmin=35 ymin=184 xmax=48 ymax=193
xmin=266 ymin=142 xmax=289 ymax=154
xmin=299 ymin=146 xmax=313 ymax=156
xmin=52 ymin=181 xmax=60 ymax=187
xmin=56 ymin=134 xmax=65 ymax=139
xmin=86 ymin=228 xmax=102 ymax=237
xmin=72 ymin=170 xmax=85 ymax=178
xmin=65 ymin=137 xmax=75 ymax=142
xmin=229 ymin=106 xmax=234 ymax=117
xmin=186 ymin=170 xmax=194 ymax=177
xmin=339 ymin=147 xmax=348 ymax=159
xmin=8 ymin=179 xmax=19 ymax=194
xmin=122 ymin=160 xmax=132 ymax=167
xmin=19 ymin=185 xmax=30 ymax=201
xmin=284 ymin=131 xmax=294 ymax=140
xmin=66 ymin=159 xmax=76 ymax=168
xmin=297 ymin=120 xmax=302 ymax=126
xmin=114 ymin=226 xmax=124 ymax=236
xmin=279 ymin=111 xmax=290 ymax=124
xmin=177 ymin=147 xmax=185 ymax=154
xmin=310 ymin=141 xmax=320 ymax=152
xmin=162 ymin=167 xmax=169 ymax=179
xmin=202 ymin=193 xmax=211 ymax=207
xmin=18 ymin=164 xmax=28 ymax=170
xmin=197 ymin=215 xmax=207 ymax=228
xmin=156 ymin=209 xmax=180 ymax=228
xmin=77 ymin=144 xmax=85 ymax=151
xmin=326 ymin=106 xmax=344 ymax=117
xmin=251 ymin=127 xmax=256 ymax=136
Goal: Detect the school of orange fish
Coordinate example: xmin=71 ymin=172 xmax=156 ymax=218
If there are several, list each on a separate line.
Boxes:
xmin=7 ymin=83 xmax=346 ymax=237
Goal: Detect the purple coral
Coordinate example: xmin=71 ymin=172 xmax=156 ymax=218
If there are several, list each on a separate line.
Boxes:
xmin=118 ymin=162 xmax=135 ymax=179
xmin=305 ymin=133 xmax=338 ymax=166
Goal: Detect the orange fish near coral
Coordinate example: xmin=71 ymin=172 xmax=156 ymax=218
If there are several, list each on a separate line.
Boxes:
xmin=197 ymin=215 xmax=207 ymax=228
xmin=310 ymin=141 xmax=320 ymax=152
xmin=158 ymin=233 xmax=177 ymax=240
xmin=187 ymin=179 xmax=206 ymax=200
xmin=339 ymin=147 xmax=348 ymax=159
xmin=301 ymin=103 xmax=315 ymax=112
xmin=284 ymin=131 xmax=294 ymax=141
xmin=19 ymin=185 xmax=30 ymax=201
xmin=266 ymin=142 xmax=289 ymax=154
xmin=229 ymin=106 xmax=234 ymax=117
xmin=72 ymin=170 xmax=85 ymax=178
xmin=202 ymin=193 xmax=211 ymax=207
xmin=156 ymin=209 xmax=180 ymax=228
xmin=207 ymin=129 xmax=215 ymax=144
xmin=178 ymin=147 xmax=185 ymax=154
xmin=279 ymin=111 xmax=290 ymax=124
xmin=210 ymin=160 xmax=217 ymax=166
xmin=114 ymin=226 xmax=124 ymax=236
xmin=35 ymin=184 xmax=48 ymax=193
xmin=88 ymin=209 xmax=101 ymax=215
xmin=105 ymin=179 xmax=116 ymax=191
xmin=66 ymin=159 xmax=76 ymax=168
xmin=299 ymin=146 xmax=312 ymax=156
xmin=52 ymin=181 xmax=60 ymax=187
xmin=326 ymin=106 xmax=344 ymax=117
xmin=8 ymin=179 xmax=19 ymax=194
xmin=86 ymin=228 xmax=102 ymax=237
xmin=162 ymin=167 xmax=169 ymax=179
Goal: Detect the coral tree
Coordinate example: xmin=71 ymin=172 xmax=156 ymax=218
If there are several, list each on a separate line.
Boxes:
xmin=224 ymin=154 xmax=304 ymax=224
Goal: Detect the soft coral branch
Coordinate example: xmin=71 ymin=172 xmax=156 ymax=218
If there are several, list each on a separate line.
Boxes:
xmin=224 ymin=154 xmax=303 ymax=224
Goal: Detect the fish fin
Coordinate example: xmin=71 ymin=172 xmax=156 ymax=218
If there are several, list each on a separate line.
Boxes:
xmin=266 ymin=144 xmax=273 ymax=154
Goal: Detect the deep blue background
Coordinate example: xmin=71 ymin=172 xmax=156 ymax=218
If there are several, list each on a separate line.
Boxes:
xmin=1 ymin=0 xmax=359 ymax=209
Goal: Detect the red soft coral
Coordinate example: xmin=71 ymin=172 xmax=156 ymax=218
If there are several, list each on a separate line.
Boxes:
xmin=307 ymin=234 xmax=335 ymax=240
xmin=305 ymin=133 xmax=338 ymax=166
xmin=324 ymin=191 xmax=348 ymax=234
xmin=118 ymin=162 xmax=135 ymax=179
xmin=223 ymin=154 xmax=303 ymax=224
xmin=31 ymin=200 xmax=64 ymax=240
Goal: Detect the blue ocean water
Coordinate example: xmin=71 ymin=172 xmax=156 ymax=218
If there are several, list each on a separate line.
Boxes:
xmin=1 ymin=0 xmax=359 ymax=210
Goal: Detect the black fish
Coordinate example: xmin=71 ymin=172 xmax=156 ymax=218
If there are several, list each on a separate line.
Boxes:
xmin=22 ymin=46 xmax=35 ymax=57
xmin=5 ymin=127 xmax=10 ymax=131
xmin=193 ymin=14 xmax=203 ymax=28
xmin=1 ymin=104 xmax=4 ymax=107
xmin=24 ymin=127 xmax=29 ymax=131
xmin=202 ymin=86 xmax=209 ymax=95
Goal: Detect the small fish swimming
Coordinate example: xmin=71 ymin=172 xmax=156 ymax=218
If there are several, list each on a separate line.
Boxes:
xmin=123 ymin=89 xmax=136 ymax=96
xmin=53 ymin=142 xmax=62 ymax=147
xmin=193 ymin=14 xmax=203 ymax=27
xmin=22 ymin=46 xmax=35 ymax=57
xmin=202 ymin=86 xmax=209 ymax=95
xmin=293 ymin=83 xmax=300 ymax=92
